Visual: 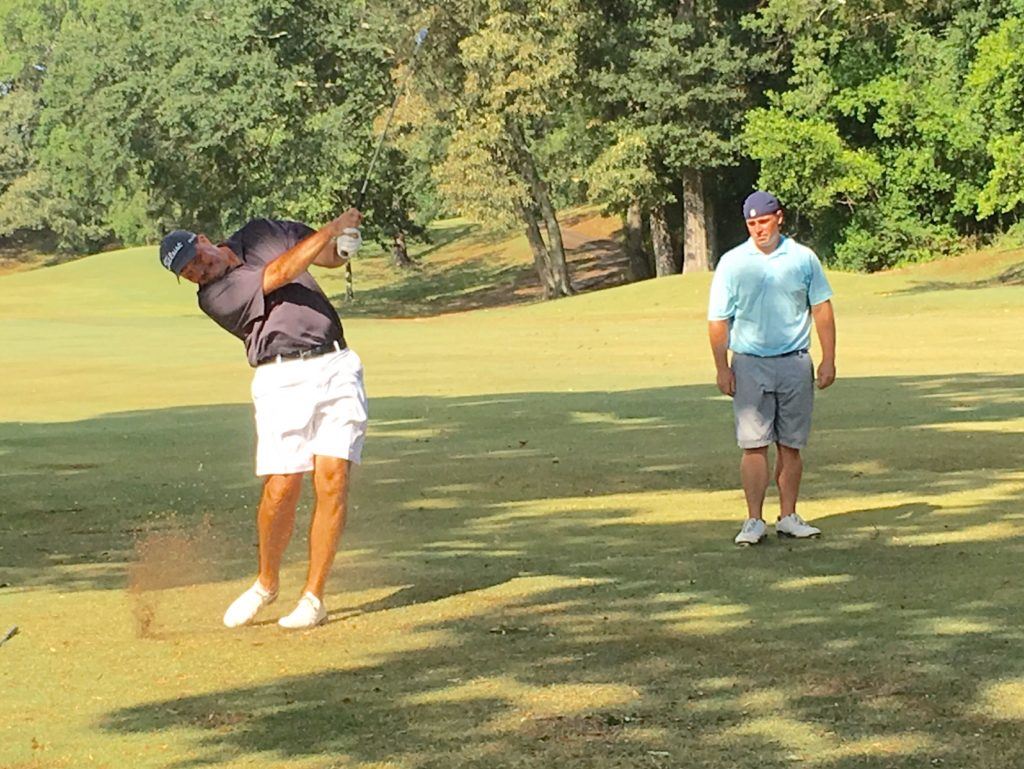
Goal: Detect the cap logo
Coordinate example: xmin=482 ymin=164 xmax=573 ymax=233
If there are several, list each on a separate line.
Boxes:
xmin=162 ymin=233 xmax=196 ymax=269
xmin=749 ymin=208 xmax=757 ymax=217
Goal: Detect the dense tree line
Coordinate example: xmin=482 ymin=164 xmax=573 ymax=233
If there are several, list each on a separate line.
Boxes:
xmin=1 ymin=0 xmax=1022 ymax=288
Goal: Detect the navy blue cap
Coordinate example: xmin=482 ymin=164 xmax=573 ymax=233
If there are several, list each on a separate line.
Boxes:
xmin=159 ymin=230 xmax=198 ymax=275
xmin=742 ymin=191 xmax=782 ymax=220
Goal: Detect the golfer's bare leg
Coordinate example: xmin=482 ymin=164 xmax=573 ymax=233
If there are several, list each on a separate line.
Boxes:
xmin=303 ymin=456 xmax=351 ymax=599
xmin=740 ymin=447 xmax=770 ymax=520
xmin=256 ymin=473 xmax=303 ymax=593
xmin=775 ymin=444 xmax=803 ymax=518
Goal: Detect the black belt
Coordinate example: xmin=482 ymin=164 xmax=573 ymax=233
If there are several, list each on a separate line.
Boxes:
xmin=741 ymin=348 xmax=808 ymax=359
xmin=257 ymin=340 xmax=345 ymax=366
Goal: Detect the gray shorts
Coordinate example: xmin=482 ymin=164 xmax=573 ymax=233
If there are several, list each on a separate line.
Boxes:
xmin=732 ymin=351 xmax=814 ymax=449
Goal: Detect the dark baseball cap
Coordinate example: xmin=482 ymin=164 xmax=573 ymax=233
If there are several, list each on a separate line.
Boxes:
xmin=159 ymin=230 xmax=198 ymax=275
xmin=742 ymin=191 xmax=782 ymax=220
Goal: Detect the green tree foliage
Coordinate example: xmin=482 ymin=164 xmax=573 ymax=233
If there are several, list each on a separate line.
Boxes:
xmin=581 ymin=0 xmax=761 ymax=274
xmin=586 ymin=128 xmax=661 ymax=212
xmin=0 ymin=0 xmax=69 ymax=236
xmin=590 ymin=3 xmax=751 ymax=177
xmin=25 ymin=0 xmax=429 ymax=251
xmin=745 ymin=0 xmax=1022 ymax=270
xmin=404 ymin=0 xmax=585 ymax=296
xmin=2 ymin=0 xmax=1023 ymax=274
xmin=968 ymin=15 xmax=1024 ymax=218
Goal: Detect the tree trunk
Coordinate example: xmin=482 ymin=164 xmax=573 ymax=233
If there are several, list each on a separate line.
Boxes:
xmin=682 ymin=168 xmax=710 ymax=273
xmin=651 ymin=206 xmax=679 ymax=277
xmin=535 ymin=193 xmax=574 ymax=296
xmin=520 ymin=205 xmax=558 ymax=298
xmin=392 ymin=231 xmax=413 ymax=269
xmin=509 ymin=122 xmax=574 ymax=297
xmin=705 ymin=189 xmax=719 ymax=268
xmin=521 ymin=158 xmax=573 ymax=296
xmin=624 ymin=198 xmax=652 ymax=281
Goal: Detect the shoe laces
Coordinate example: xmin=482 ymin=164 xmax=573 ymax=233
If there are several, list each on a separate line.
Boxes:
xmin=298 ymin=593 xmax=322 ymax=614
xmin=742 ymin=518 xmax=762 ymax=533
xmin=253 ymin=582 xmax=276 ymax=601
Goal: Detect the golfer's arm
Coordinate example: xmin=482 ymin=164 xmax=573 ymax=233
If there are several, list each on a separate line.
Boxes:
xmin=811 ymin=300 xmax=836 ymax=363
xmin=708 ymin=319 xmax=731 ymax=372
xmin=311 ymin=239 xmax=349 ymax=269
xmin=262 ymin=226 xmax=337 ymax=293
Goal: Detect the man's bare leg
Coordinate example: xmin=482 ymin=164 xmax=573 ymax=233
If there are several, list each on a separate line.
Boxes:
xmin=740 ymin=446 xmax=770 ymax=520
xmin=303 ymin=456 xmax=351 ymax=599
xmin=256 ymin=472 xmax=303 ymax=593
xmin=223 ymin=472 xmax=303 ymax=627
xmin=775 ymin=444 xmax=803 ymax=519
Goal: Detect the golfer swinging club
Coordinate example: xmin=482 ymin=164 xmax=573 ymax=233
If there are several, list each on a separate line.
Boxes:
xmin=159 ymin=209 xmax=366 ymax=628
xmin=708 ymin=191 xmax=837 ymax=546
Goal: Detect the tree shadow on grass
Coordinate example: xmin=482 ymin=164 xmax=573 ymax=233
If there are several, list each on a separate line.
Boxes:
xmin=4 ymin=373 xmax=1024 ymax=765
xmin=569 ymin=238 xmax=631 ymax=294
xmin=334 ymin=253 xmax=539 ymax=318
xmin=2 ymin=374 xmax=1023 ymax=595
xmin=882 ymin=259 xmax=1024 ymax=295
xmin=334 ymin=229 xmax=629 ymax=318
xmin=98 ymin=511 xmax=1024 ymax=768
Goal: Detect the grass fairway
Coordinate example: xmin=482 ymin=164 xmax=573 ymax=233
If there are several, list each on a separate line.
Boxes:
xmin=2 ymin=234 xmax=1024 ymax=769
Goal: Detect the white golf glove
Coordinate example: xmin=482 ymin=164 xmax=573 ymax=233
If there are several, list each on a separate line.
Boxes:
xmin=335 ymin=227 xmax=362 ymax=258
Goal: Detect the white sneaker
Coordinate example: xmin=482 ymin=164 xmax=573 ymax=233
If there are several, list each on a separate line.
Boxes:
xmin=278 ymin=592 xmax=327 ymax=630
xmin=776 ymin=513 xmax=822 ymax=539
xmin=223 ymin=580 xmax=277 ymax=628
xmin=734 ymin=518 xmax=767 ymax=546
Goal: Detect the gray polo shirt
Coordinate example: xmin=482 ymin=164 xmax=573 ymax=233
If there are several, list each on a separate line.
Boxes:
xmin=197 ymin=219 xmax=345 ymax=367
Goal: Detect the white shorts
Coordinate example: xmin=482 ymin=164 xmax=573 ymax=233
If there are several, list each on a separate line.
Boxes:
xmin=250 ymin=348 xmax=368 ymax=476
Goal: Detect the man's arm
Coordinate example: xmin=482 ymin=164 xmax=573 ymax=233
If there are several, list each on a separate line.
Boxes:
xmin=708 ymin=319 xmax=735 ymax=396
xmin=311 ymin=239 xmax=349 ymax=269
xmin=262 ymin=208 xmax=361 ymax=293
xmin=811 ymin=299 xmax=836 ymax=389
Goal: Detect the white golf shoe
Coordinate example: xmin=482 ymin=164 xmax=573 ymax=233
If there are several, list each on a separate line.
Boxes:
xmin=776 ymin=513 xmax=822 ymax=539
xmin=278 ymin=592 xmax=327 ymax=630
xmin=734 ymin=517 xmax=767 ymax=546
xmin=223 ymin=580 xmax=277 ymax=628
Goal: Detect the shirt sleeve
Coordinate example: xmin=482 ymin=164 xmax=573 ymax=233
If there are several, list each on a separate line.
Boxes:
xmin=806 ymin=250 xmax=834 ymax=306
xmin=198 ymin=265 xmax=266 ymax=337
xmin=707 ymin=261 xmax=736 ymax=321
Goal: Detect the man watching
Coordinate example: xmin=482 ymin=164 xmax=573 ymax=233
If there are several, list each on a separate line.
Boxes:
xmin=708 ymin=191 xmax=836 ymax=546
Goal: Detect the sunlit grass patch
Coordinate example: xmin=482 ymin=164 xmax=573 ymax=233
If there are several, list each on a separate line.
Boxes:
xmin=772 ymin=574 xmax=855 ymax=591
xmin=892 ymin=520 xmax=1024 ymax=546
xmin=975 ymin=679 xmax=1024 ymax=720
xmin=918 ymin=617 xmax=1003 ymax=636
xmin=653 ymin=602 xmax=751 ymax=636
xmin=717 ymin=715 xmax=935 ymax=763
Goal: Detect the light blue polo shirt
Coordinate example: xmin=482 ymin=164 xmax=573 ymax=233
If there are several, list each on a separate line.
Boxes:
xmin=708 ymin=236 xmax=833 ymax=356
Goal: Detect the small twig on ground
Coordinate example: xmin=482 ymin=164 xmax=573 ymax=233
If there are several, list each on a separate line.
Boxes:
xmin=0 ymin=625 xmax=18 ymax=647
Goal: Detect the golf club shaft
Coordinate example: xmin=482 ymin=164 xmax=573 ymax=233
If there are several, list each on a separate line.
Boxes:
xmin=355 ymin=27 xmax=428 ymax=209
xmin=347 ymin=28 xmax=427 ymax=300
xmin=355 ymin=95 xmax=404 ymax=210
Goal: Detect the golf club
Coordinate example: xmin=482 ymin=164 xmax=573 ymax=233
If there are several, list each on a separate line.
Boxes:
xmin=344 ymin=26 xmax=429 ymax=300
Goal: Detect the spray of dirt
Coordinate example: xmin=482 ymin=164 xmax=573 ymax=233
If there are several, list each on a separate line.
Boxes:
xmin=127 ymin=513 xmax=222 ymax=638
